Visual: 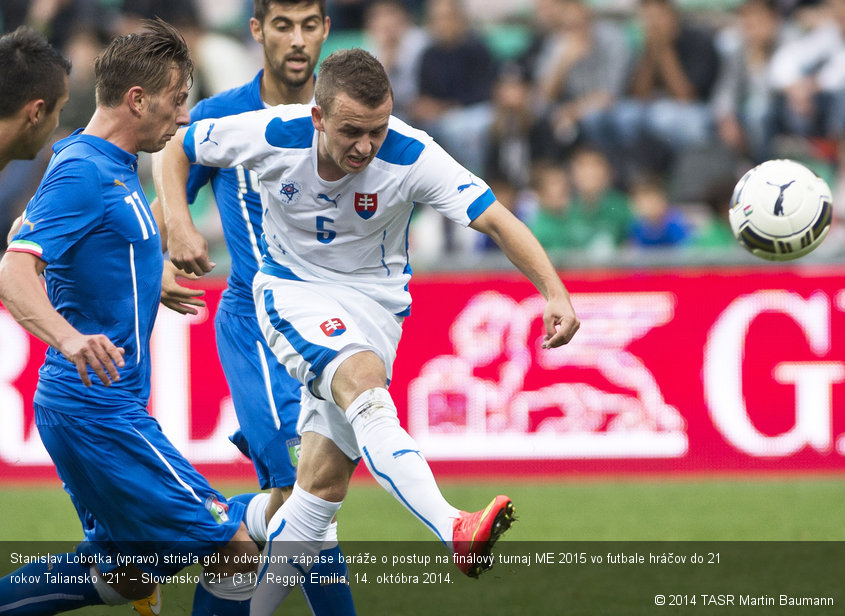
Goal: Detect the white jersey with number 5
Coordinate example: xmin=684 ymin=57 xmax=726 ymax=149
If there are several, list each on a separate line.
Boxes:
xmin=183 ymin=104 xmax=495 ymax=316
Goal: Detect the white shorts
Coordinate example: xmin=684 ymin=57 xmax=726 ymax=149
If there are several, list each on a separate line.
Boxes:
xmin=253 ymin=271 xmax=404 ymax=460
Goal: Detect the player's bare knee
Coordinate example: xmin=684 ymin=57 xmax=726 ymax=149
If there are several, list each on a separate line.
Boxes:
xmin=203 ymin=523 xmax=259 ymax=576
xmin=331 ymin=350 xmax=387 ymax=410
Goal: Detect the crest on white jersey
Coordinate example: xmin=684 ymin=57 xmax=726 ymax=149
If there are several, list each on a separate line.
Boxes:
xmin=279 ymin=179 xmax=303 ymax=204
xmin=354 ymin=192 xmax=378 ymax=219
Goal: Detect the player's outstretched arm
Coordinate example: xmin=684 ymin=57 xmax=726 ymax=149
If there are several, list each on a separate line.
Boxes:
xmin=149 ymin=196 xmax=207 ymax=315
xmin=0 ymin=251 xmax=125 ymax=386
xmin=152 ymin=128 xmax=215 ymax=276
xmin=469 ymin=201 xmax=580 ymax=348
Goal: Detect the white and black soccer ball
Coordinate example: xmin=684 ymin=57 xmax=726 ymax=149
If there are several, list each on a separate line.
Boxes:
xmin=729 ymin=159 xmax=833 ymax=261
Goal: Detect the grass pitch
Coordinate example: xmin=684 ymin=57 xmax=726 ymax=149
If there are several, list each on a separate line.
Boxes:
xmin=2 ymin=477 xmax=844 ymax=614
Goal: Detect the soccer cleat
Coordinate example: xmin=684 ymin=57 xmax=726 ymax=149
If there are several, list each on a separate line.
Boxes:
xmin=451 ymin=495 xmax=515 ymax=578
xmin=132 ymin=584 xmax=161 ymax=616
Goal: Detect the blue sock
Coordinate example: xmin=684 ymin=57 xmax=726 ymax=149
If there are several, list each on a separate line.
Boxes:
xmin=0 ymin=553 xmax=103 ymax=615
xmin=300 ymin=545 xmax=357 ymax=616
xmin=191 ymin=580 xmax=250 ymax=616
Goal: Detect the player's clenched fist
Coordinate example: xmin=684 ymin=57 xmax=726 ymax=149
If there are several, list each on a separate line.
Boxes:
xmin=542 ymin=293 xmax=580 ymax=349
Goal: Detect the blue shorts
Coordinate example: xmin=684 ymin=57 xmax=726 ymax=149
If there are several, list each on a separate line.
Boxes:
xmin=34 ymin=403 xmax=245 ymax=576
xmin=215 ymin=308 xmax=300 ymax=490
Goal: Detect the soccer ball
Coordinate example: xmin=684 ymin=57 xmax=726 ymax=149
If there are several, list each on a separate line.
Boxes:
xmin=729 ymin=159 xmax=833 ymax=261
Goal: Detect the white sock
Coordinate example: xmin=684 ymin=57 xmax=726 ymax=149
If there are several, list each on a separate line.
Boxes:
xmin=346 ymin=388 xmax=460 ymax=546
xmin=249 ymin=484 xmax=342 ymax=616
xmin=323 ymin=520 xmax=339 ymax=550
xmin=245 ymin=492 xmax=271 ymax=544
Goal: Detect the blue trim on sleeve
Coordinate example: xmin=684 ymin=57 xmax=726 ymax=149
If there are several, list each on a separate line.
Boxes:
xmin=376 ymin=129 xmax=424 ymax=166
xmin=265 ymin=116 xmax=314 ymax=149
xmin=183 ymin=124 xmax=198 ymax=163
xmin=467 ymin=188 xmax=496 ymax=221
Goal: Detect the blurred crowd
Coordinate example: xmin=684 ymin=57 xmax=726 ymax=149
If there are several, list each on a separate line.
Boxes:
xmin=3 ymin=0 xmax=845 ymax=268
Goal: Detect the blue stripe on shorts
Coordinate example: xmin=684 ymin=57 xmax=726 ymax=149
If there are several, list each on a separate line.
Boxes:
xmin=262 ymin=288 xmax=337 ymax=395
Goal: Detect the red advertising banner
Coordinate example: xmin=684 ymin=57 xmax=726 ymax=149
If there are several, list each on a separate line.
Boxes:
xmin=2 ymin=265 xmax=845 ymax=481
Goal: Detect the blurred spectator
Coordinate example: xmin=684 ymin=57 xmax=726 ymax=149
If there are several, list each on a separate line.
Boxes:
xmin=462 ymin=0 xmax=532 ymax=25
xmin=713 ymin=0 xmax=786 ymax=162
xmin=628 ymin=176 xmax=691 ymax=247
xmin=327 ymin=0 xmax=372 ymax=30
xmin=569 ymin=146 xmax=634 ymax=248
xmin=364 ymin=0 xmax=429 ymax=121
xmin=780 ymin=0 xmax=830 ymax=29
xmin=769 ymin=0 xmax=845 ymax=141
xmin=606 ymin=0 xmax=722 ymax=180
xmin=517 ymin=0 xmax=567 ymax=81
xmin=1 ymin=0 xmax=105 ymax=50
xmin=527 ymin=161 xmax=576 ymax=252
xmin=109 ymin=0 xmax=255 ymax=100
xmin=410 ymin=0 xmax=498 ymax=174
xmin=59 ymin=27 xmax=104 ymax=132
xmin=105 ymin=0 xmax=199 ymax=35
xmin=689 ymin=177 xmax=738 ymax=248
xmin=533 ymin=0 xmax=632 ymax=156
xmin=484 ymin=63 xmax=539 ymax=190
xmin=528 ymin=152 xmax=633 ymax=255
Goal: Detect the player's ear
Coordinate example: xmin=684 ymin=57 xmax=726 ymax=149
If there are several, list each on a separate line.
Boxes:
xmin=126 ymin=86 xmax=145 ymax=117
xmin=250 ymin=17 xmax=264 ymax=45
xmin=323 ymin=16 xmax=331 ymax=41
xmin=24 ymin=99 xmax=46 ymax=127
xmin=312 ymin=105 xmax=325 ymax=131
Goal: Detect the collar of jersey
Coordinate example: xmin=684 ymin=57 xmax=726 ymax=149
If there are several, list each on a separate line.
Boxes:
xmin=55 ymin=128 xmax=139 ymax=168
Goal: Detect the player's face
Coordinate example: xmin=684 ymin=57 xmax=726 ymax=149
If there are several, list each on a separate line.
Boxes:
xmin=312 ymin=91 xmax=392 ymax=181
xmin=139 ymin=69 xmax=190 ymax=153
xmin=252 ymin=2 xmax=329 ymax=91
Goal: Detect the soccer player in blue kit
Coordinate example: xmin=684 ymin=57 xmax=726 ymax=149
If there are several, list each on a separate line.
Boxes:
xmin=0 ymin=20 xmax=259 ymax=616
xmin=1 ymin=26 xmax=70 ymax=249
xmin=161 ymin=48 xmax=581 ymax=614
xmin=154 ymin=1 xmax=355 ymax=613
xmin=0 ymin=27 xmax=69 ymax=174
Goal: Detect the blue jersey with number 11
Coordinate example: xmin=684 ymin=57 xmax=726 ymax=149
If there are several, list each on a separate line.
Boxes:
xmin=8 ymin=131 xmax=163 ymax=414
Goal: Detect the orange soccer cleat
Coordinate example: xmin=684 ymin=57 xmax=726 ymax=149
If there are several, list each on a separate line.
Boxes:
xmin=451 ymin=495 xmax=515 ymax=578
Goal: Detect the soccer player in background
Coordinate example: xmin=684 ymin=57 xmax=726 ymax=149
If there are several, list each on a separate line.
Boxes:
xmin=0 ymin=26 xmax=69 ymax=173
xmin=159 ymin=48 xmax=580 ymax=614
xmin=0 ymin=20 xmax=259 ymax=616
xmin=0 ymin=26 xmax=70 ymax=247
xmin=153 ymin=1 xmax=356 ymax=612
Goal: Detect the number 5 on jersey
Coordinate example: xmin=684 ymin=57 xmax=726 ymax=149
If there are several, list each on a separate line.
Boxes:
xmin=316 ymin=216 xmax=336 ymax=244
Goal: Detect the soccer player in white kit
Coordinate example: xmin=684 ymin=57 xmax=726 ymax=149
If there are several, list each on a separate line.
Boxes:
xmin=162 ymin=48 xmax=580 ymax=614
